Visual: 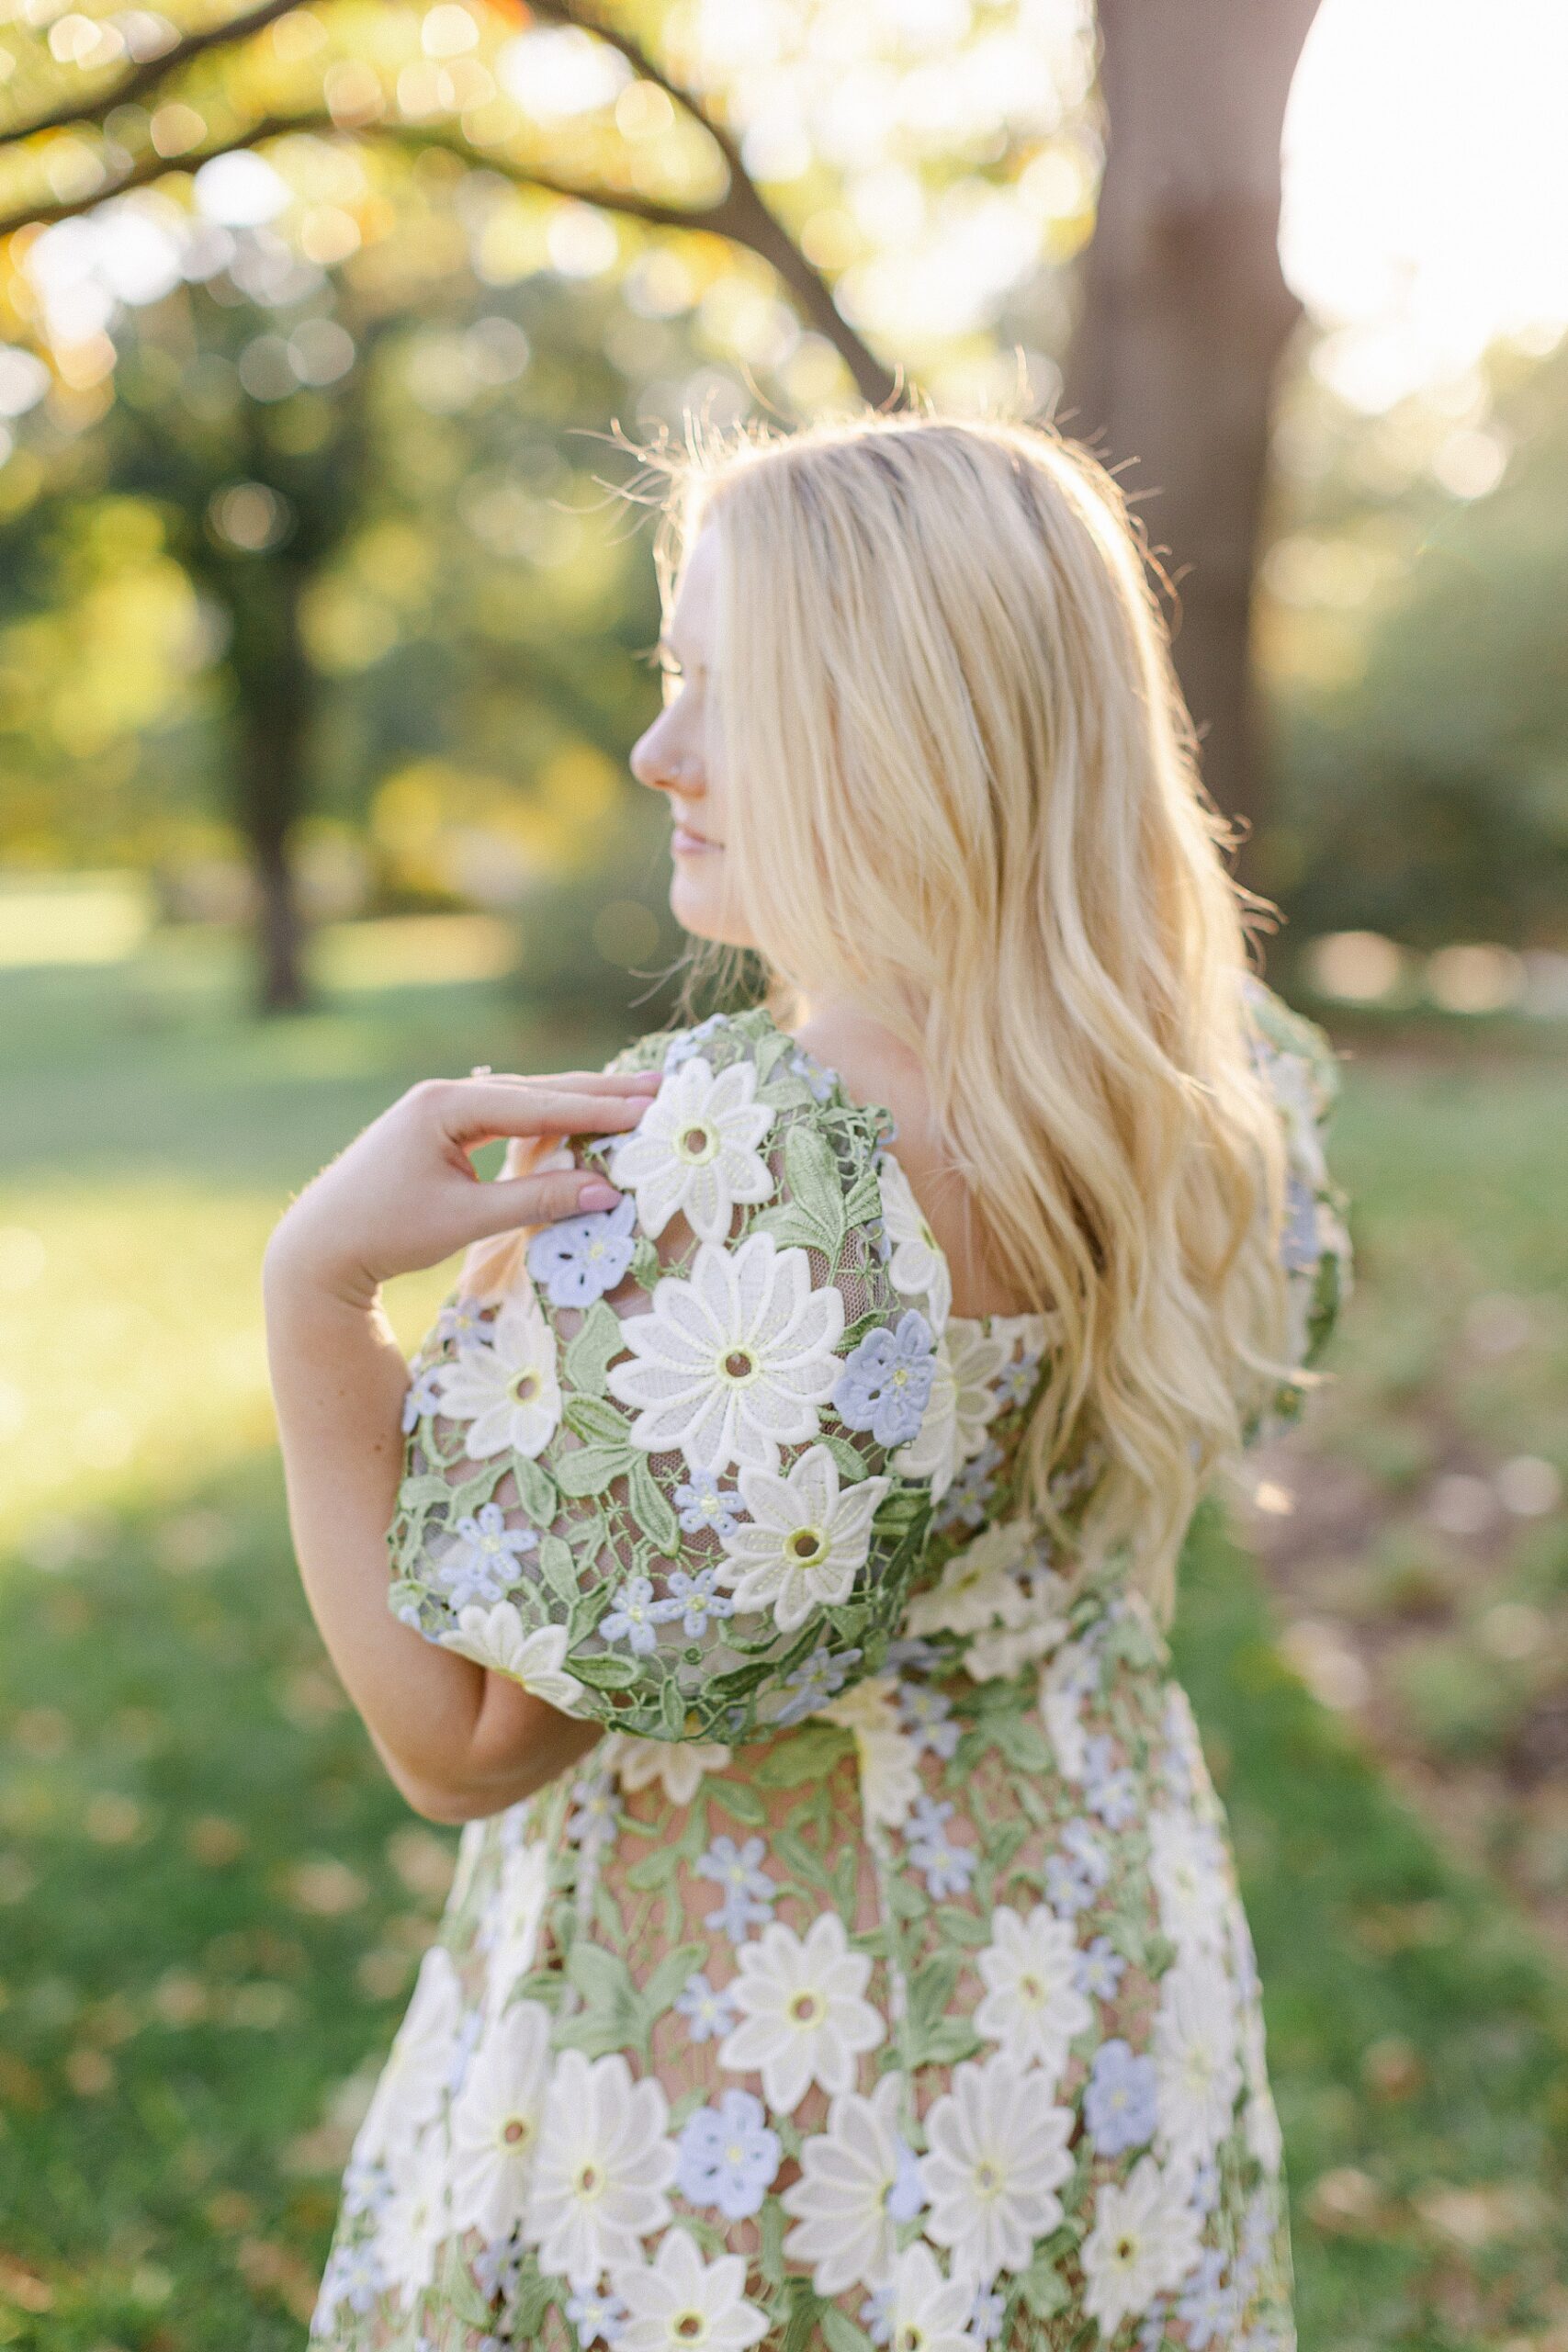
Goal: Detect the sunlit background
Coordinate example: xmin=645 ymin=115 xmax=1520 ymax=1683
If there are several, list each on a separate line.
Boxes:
xmin=0 ymin=3 xmax=1565 ymax=2346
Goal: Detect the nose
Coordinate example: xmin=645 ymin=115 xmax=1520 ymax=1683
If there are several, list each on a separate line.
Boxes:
xmin=630 ymin=710 xmax=703 ymax=799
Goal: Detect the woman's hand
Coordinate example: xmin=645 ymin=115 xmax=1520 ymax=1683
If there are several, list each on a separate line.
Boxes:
xmin=265 ymin=1067 xmax=660 ymax=1309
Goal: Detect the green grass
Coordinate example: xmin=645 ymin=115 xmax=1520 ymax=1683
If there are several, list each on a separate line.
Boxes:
xmin=0 ymin=934 xmax=1565 ymax=2348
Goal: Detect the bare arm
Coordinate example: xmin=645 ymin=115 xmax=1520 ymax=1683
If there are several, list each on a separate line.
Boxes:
xmin=262 ymin=1068 xmax=658 ymax=1823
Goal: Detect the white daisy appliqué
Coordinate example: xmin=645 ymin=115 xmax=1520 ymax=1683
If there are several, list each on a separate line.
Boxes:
xmin=718 ymin=1912 xmax=885 ymax=2115
xmin=884 ymin=2241 xmax=981 ymax=2352
xmin=919 ymin=2052 xmax=1074 ymax=2281
xmin=525 ymin=2050 xmax=677 ymax=2290
xmin=605 ymin=1052 xmax=776 ymax=1242
xmin=876 ymin=1148 xmax=952 ymax=1334
xmin=780 ymin=2071 xmax=923 ymax=2294
xmin=893 ymin=1319 xmax=1007 ymax=1498
xmin=446 ymin=1998 xmax=553 ymax=2239
xmin=438 ymin=1608 xmax=588 ymax=1716
xmin=607 ymin=1233 xmax=844 ymax=1477
xmin=610 ymin=2223 xmax=769 ymax=2352
xmin=973 ymin=1902 xmax=1093 ymax=2085
xmin=1079 ymin=2154 xmax=1203 ymax=2336
xmin=601 ymin=1732 xmax=733 ymax=1807
xmin=906 ymin=1520 xmax=1035 ymax=1641
xmin=434 ymin=1283 xmax=562 ymax=1459
xmin=1152 ymin=1955 xmax=1242 ymax=2173
xmin=716 ymin=1444 xmax=891 ymax=1631
xmin=355 ymin=1945 xmax=463 ymax=2165
xmin=821 ymin=1673 xmax=923 ymax=1830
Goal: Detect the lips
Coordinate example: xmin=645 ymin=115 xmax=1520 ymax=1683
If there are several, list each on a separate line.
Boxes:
xmin=672 ymin=824 xmax=722 ymax=853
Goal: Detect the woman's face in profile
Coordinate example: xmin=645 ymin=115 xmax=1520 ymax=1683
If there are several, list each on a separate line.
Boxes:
xmin=630 ymin=527 xmax=754 ymax=948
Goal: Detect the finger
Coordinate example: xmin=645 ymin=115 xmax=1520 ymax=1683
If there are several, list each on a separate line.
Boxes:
xmin=439 ymin=1080 xmax=655 ymax=1143
xmin=457 ymin=1167 xmax=626 ymax=1243
xmin=464 ymin=1069 xmax=661 ymax=1095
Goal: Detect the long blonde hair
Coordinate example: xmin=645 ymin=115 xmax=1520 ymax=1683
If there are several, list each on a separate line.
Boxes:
xmin=636 ymin=407 xmax=1292 ymax=1621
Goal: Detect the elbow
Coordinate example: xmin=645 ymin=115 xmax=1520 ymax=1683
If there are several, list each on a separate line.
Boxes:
xmin=394 ymin=1774 xmax=502 ymax=1826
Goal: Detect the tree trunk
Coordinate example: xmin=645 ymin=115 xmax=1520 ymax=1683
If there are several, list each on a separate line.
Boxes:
xmin=227 ymin=562 xmax=314 ymax=1015
xmin=1065 ymin=0 xmax=1321 ymax=863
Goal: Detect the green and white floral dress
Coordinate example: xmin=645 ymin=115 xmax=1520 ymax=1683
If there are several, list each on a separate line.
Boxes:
xmin=310 ymin=985 xmax=1350 ymax=2352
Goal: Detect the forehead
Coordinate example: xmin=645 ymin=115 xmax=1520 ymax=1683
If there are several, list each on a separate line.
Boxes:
xmin=667 ymin=525 xmax=721 ymax=647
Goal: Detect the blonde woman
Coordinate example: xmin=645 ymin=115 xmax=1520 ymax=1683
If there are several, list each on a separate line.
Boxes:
xmin=267 ymin=413 xmax=1350 ymax=2352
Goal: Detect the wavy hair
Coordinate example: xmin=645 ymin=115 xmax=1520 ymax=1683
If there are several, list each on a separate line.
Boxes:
xmin=632 ymin=406 xmax=1292 ymax=1621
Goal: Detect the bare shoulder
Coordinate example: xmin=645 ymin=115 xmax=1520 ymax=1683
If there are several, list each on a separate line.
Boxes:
xmin=786 ymin=1006 xmax=1031 ymax=1319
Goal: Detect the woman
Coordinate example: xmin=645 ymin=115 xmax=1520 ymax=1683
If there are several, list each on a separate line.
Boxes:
xmin=265 ymin=413 xmax=1350 ymax=2352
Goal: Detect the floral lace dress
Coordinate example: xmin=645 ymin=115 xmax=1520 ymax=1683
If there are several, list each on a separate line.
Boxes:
xmin=309 ymin=987 xmax=1350 ymax=2352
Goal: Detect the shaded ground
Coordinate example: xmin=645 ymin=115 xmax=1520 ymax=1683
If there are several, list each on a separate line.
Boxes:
xmin=0 ymin=939 xmax=1564 ymax=2349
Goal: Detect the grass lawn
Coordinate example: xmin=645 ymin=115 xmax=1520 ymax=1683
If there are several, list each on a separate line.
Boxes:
xmin=0 ymin=934 xmax=1565 ymax=2350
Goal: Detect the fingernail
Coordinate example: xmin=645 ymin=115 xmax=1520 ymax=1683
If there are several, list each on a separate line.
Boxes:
xmin=578 ymin=1180 xmax=621 ymax=1211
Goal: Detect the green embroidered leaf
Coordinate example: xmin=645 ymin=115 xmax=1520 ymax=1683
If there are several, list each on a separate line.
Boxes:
xmin=513 ymin=1454 xmax=558 ymax=1527
xmin=627 ymin=1457 xmax=680 ymax=1557
xmin=914 ymin=2015 xmax=984 ymax=2068
xmin=840 ymin=1170 xmax=884 ymax=1230
xmin=537 ymin=1536 xmax=579 ymax=1607
xmin=657 ymin=1673 xmax=686 ymax=1736
xmin=819 ymin=1433 xmax=869 ymax=1485
xmin=820 ymin=2309 xmax=877 ymax=2352
xmin=907 ymin=1952 xmax=962 ymax=2038
xmin=564 ymin=1301 xmax=626 ymax=1398
xmin=750 ymin=1725 xmax=852 ymax=1787
xmin=555 ymin=1443 xmax=636 ymax=1498
xmin=396 ymin=1470 xmax=456 ymax=1510
xmin=569 ymin=1651 xmax=646 ymax=1690
xmin=751 ymin=1024 xmax=795 ymax=1083
xmin=773 ymin=1828 xmax=832 ymax=1892
xmin=566 ymin=1395 xmax=633 ymax=1448
xmin=508 ymin=2272 xmax=557 ymax=2341
xmin=1018 ymin=2256 xmax=1073 ymax=2321
xmin=709 ymin=1778 xmax=767 ymax=1826
xmin=555 ymin=1946 xmax=649 ymax=2058
xmin=784 ymin=1121 xmax=846 ymax=1255
xmin=624 ymin=1841 xmax=683 ymax=1892
xmin=780 ymin=2282 xmax=824 ymax=2352
xmin=642 ymin=1940 xmax=708 ymax=2017
xmin=435 ymin=2241 xmax=503 ymax=2328
xmin=748 ymin=1202 xmax=834 ymax=1255
xmin=631 ymin=1236 xmax=662 ymax=1292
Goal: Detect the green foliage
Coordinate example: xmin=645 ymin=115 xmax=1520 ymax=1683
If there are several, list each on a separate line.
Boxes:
xmin=1267 ymin=340 xmax=1568 ymax=950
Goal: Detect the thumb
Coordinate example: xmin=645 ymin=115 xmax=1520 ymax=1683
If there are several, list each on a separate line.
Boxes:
xmin=459 ymin=1166 xmax=625 ymax=1244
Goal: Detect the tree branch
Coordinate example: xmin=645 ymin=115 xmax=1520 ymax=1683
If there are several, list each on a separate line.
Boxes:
xmin=0 ymin=109 xmax=333 ymax=238
xmin=0 ymin=0 xmax=303 ymax=154
xmin=0 ymin=0 xmax=899 ymax=410
xmin=505 ymin=0 xmax=900 ymax=409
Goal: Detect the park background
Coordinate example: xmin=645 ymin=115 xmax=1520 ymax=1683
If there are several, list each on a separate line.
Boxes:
xmin=0 ymin=0 xmax=1566 ymax=2345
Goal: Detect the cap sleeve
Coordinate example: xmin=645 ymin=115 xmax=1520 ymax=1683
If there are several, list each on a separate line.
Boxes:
xmin=1242 ymin=977 xmax=1354 ymax=1433
xmin=388 ymin=1010 xmax=936 ymax=1741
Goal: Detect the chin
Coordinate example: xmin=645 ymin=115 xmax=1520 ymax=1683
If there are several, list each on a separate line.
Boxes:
xmin=668 ymin=869 xmax=754 ymax=950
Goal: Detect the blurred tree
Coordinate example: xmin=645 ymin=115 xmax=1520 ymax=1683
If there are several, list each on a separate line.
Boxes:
xmin=0 ymin=0 xmax=1090 ymax=1008
xmin=1065 ymin=0 xmax=1323 ymax=864
xmin=1265 ymin=334 xmax=1568 ymax=952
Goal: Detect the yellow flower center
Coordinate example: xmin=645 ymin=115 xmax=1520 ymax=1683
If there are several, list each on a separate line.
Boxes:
xmin=673 ymin=2314 xmax=705 ymax=2343
xmin=575 ymin=2161 xmax=603 ymax=2199
xmin=786 ymin=1526 xmax=828 ymax=1567
xmin=788 ymin=1989 xmax=824 ymax=2027
xmin=510 ymin=1368 xmax=541 ymax=1404
xmin=677 ymin=1121 xmax=719 ymax=1165
xmin=502 ymin=2115 xmax=530 ymax=2147
xmin=719 ymin=1349 xmax=757 ymax=1385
